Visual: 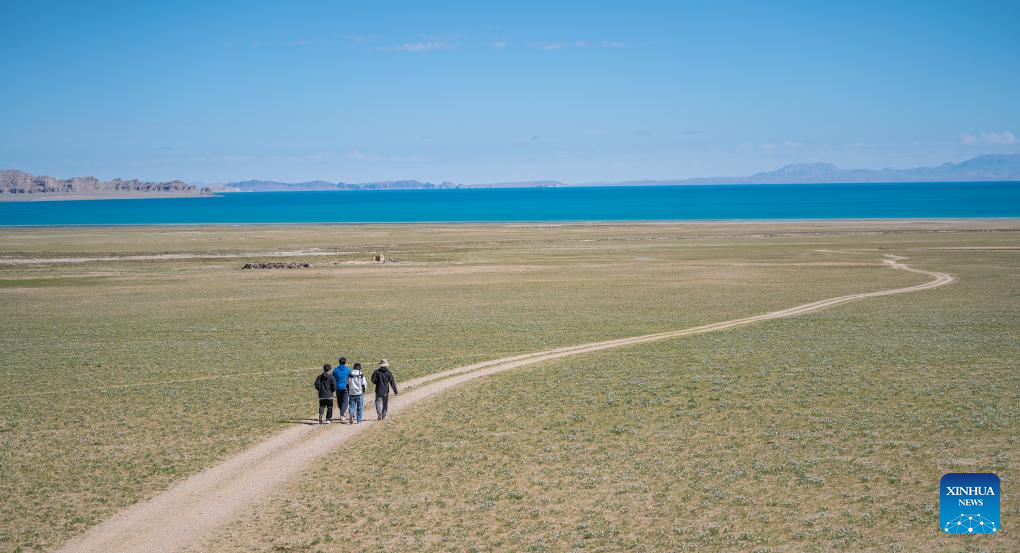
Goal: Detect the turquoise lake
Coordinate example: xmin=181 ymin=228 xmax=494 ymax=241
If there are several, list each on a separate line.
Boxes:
xmin=1 ymin=182 xmax=1019 ymax=226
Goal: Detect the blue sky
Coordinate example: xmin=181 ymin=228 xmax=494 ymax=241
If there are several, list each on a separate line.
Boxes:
xmin=1 ymin=0 xmax=1018 ymax=184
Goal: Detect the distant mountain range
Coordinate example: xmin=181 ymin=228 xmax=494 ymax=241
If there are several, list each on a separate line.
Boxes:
xmin=223 ymin=179 xmax=462 ymax=192
xmin=4 ymin=154 xmax=1018 ymax=200
xmin=607 ymin=153 xmax=1020 ymax=186
xmin=0 ymin=170 xmax=211 ymax=197
xmin=217 ymin=154 xmax=1020 ymax=191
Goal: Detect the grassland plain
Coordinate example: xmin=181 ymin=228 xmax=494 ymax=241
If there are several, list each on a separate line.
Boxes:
xmin=192 ymin=245 xmax=1019 ymax=553
xmin=0 ymin=221 xmax=1016 ymax=552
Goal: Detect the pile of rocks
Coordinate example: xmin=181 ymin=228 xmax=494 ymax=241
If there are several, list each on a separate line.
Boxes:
xmin=241 ymin=262 xmax=312 ymax=270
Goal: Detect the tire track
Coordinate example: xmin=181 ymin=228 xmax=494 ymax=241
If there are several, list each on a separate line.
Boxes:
xmin=54 ymin=257 xmax=952 ymax=553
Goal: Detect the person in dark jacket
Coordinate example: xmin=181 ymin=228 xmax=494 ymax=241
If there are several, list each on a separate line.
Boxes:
xmin=370 ymin=359 xmax=399 ymax=421
xmin=314 ymin=364 xmax=336 ymax=424
xmin=332 ymin=357 xmax=351 ymax=423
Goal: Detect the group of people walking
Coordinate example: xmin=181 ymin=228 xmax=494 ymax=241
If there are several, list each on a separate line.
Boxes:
xmin=313 ymin=357 xmax=399 ymax=424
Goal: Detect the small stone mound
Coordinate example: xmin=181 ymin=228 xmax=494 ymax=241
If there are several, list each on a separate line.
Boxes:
xmin=241 ymin=262 xmax=312 ymax=270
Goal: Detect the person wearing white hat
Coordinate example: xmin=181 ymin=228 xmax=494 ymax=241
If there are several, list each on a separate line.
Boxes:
xmin=370 ymin=359 xmax=399 ymax=420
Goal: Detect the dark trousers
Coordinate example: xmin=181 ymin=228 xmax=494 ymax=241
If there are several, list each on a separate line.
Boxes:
xmin=375 ymin=393 xmax=389 ymax=419
xmin=336 ymin=388 xmax=349 ymax=418
xmin=318 ymin=398 xmax=333 ymax=420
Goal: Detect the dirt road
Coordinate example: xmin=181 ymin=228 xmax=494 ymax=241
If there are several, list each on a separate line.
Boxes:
xmin=54 ymin=257 xmax=952 ymax=553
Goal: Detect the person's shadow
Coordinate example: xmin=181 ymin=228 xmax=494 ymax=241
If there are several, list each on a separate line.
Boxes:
xmin=280 ymin=418 xmax=321 ymax=426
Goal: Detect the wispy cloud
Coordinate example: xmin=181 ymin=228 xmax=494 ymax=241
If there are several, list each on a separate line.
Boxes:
xmin=961 ymin=131 xmax=1016 ymax=145
xmin=376 ymin=37 xmax=459 ymax=52
xmin=632 ymin=129 xmax=707 ymax=138
xmin=579 ymin=40 xmax=627 ymax=49
xmin=538 ymin=42 xmax=568 ymax=50
xmin=534 ymin=40 xmax=628 ymax=51
xmin=492 ymin=40 xmax=508 ymax=50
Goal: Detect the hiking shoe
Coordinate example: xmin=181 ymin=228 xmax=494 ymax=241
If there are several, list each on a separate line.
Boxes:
xmin=324 ymin=420 xmax=331 ymax=424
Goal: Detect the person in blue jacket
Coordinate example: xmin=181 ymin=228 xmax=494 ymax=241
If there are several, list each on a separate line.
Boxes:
xmin=331 ymin=357 xmax=351 ymax=422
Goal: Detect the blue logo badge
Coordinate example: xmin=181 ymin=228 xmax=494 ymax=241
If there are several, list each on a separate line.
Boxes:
xmin=940 ymin=473 xmax=1000 ymax=534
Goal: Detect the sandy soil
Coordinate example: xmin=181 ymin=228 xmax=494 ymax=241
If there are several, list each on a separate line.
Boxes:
xmin=53 ymin=256 xmax=953 ymax=553
xmin=0 ymin=250 xmax=352 ymax=264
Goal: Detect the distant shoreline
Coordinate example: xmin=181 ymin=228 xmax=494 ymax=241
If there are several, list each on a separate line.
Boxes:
xmin=215 ymin=179 xmax=1020 ymax=192
xmin=0 ymin=191 xmax=218 ymax=202
xmin=2 ymin=181 xmax=1018 ymax=201
xmin=2 ymin=182 xmax=1017 ymax=225
xmin=4 ymin=218 xmax=1020 ymax=229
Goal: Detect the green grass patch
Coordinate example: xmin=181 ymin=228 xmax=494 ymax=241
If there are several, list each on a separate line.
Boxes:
xmin=0 ymin=221 xmax=1017 ymax=551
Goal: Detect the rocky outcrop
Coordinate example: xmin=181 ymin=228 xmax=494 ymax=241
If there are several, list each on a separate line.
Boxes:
xmin=241 ymin=262 xmax=313 ymax=270
xmin=0 ymin=170 xmax=210 ymax=195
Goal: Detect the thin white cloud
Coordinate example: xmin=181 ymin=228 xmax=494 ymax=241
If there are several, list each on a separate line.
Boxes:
xmin=535 ymin=40 xmax=627 ymax=51
xmin=538 ymin=42 xmax=568 ymax=50
xmin=961 ymin=131 xmax=1016 ymax=145
xmin=377 ymin=38 xmax=459 ymax=52
xmin=492 ymin=40 xmax=508 ymax=50
xmin=982 ymin=131 xmax=1016 ymax=144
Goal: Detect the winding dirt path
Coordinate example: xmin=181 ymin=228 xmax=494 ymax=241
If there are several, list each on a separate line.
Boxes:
xmin=55 ymin=257 xmax=952 ymax=553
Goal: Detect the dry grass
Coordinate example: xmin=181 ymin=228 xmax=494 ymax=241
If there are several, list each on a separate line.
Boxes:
xmin=0 ymin=221 xmax=1017 ymax=552
xmin=197 ymin=245 xmax=1019 ymax=552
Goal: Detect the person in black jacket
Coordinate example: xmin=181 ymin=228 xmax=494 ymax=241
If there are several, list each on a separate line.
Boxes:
xmin=370 ymin=359 xmax=399 ymax=421
xmin=314 ymin=364 xmax=337 ymax=424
